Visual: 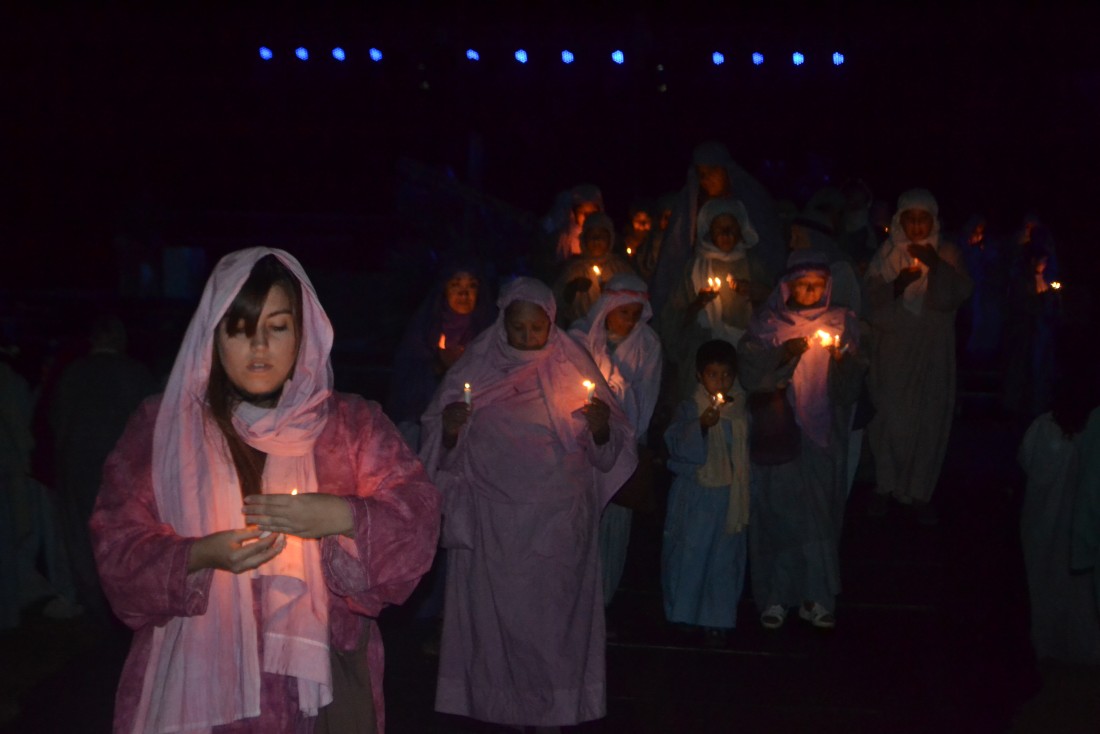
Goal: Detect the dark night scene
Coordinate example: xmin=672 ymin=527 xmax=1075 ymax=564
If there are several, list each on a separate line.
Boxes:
xmin=3 ymin=3 xmax=1100 ymax=733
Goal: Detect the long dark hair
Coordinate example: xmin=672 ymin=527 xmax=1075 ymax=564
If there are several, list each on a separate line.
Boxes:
xmin=206 ymin=255 xmax=303 ymax=497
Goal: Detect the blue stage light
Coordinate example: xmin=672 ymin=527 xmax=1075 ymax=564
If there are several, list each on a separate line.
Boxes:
xmin=515 ymin=49 xmax=528 ymax=64
xmin=332 ymin=47 xmax=346 ymax=61
xmin=466 ymin=49 xmax=480 ymax=61
xmin=833 ymin=51 xmax=845 ymax=66
xmin=562 ymin=50 xmax=575 ymax=64
xmin=611 ymin=50 xmax=625 ymax=65
xmin=752 ymin=52 xmax=764 ymax=66
xmin=712 ymin=52 xmax=725 ymax=66
xmin=295 ymin=47 xmax=309 ymax=61
xmin=259 ymin=46 xmax=273 ymax=61
xmin=792 ymin=52 xmax=805 ymax=66
xmin=369 ymin=48 xmax=383 ymax=62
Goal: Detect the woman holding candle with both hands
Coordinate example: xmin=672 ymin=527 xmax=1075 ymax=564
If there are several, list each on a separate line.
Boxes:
xmin=420 ymin=277 xmax=637 ymax=731
xmin=90 ymin=248 xmax=440 ymax=733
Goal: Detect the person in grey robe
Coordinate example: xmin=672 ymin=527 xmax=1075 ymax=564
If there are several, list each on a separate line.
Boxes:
xmin=864 ymin=189 xmax=972 ymax=523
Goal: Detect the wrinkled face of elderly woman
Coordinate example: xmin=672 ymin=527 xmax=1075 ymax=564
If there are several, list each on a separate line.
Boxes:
xmin=709 ymin=213 xmax=742 ymax=253
xmin=787 ymin=273 xmax=829 ymax=308
xmin=505 ymin=300 xmax=551 ymax=351
xmin=900 ymin=208 xmax=934 ymax=243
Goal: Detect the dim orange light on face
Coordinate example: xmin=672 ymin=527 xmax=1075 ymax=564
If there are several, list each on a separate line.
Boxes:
xmin=438 ymin=333 xmax=447 ymax=349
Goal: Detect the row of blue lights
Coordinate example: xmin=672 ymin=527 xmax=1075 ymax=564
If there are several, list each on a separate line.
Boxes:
xmin=259 ymin=46 xmax=846 ymax=66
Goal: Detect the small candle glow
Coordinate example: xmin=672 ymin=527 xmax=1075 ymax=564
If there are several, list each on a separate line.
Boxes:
xmin=712 ymin=392 xmax=724 ymax=408
xmin=626 ymin=246 xmax=633 ymax=256
xmin=438 ymin=333 xmax=447 ymax=349
xmin=592 ymin=265 xmax=601 ymax=278
xmin=1051 ymin=281 xmax=1062 ymax=290
xmin=706 ymin=276 xmax=721 ymax=291
xmin=582 ymin=379 xmax=596 ymax=403
xmin=290 ymin=488 xmax=298 ymax=496
xmin=463 ymin=382 xmax=472 ymax=407
xmin=815 ymin=329 xmax=836 ymax=348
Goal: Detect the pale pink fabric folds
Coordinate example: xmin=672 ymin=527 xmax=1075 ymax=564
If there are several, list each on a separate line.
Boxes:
xmin=140 ymin=247 xmax=335 ymax=733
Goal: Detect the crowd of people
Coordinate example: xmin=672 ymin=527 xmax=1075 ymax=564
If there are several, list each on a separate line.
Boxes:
xmin=1 ymin=139 xmax=1097 ymax=733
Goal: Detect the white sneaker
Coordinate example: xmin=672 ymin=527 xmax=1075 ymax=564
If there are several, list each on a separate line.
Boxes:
xmin=760 ymin=604 xmax=787 ymax=630
xmin=798 ymin=602 xmax=835 ymax=629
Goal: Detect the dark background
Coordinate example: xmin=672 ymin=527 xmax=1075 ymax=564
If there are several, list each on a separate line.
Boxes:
xmin=3 ymin=2 xmax=1098 ymax=325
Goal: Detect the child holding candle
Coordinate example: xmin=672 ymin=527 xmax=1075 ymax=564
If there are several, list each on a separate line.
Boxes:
xmin=553 ymin=212 xmax=638 ymax=327
xmin=738 ymin=251 xmax=864 ymax=630
xmin=569 ymin=274 xmax=664 ymax=607
xmin=661 ymin=339 xmax=749 ymax=648
xmin=89 ymin=249 xmax=441 ymax=733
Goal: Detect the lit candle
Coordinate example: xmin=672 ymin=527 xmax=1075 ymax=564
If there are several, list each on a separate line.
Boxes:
xmin=582 ymin=379 xmax=596 ymax=404
xmin=1051 ymin=281 xmax=1062 ymax=290
xmin=626 ymin=246 xmax=633 ymax=256
xmin=592 ymin=265 xmax=602 ymax=279
xmin=290 ymin=488 xmax=298 ymax=496
xmin=815 ymin=329 xmax=834 ymax=347
xmin=438 ymin=333 xmax=447 ymax=349
xmin=712 ymin=392 xmax=724 ymax=408
xmin=463 ymin=382 xmax=472 ymax=407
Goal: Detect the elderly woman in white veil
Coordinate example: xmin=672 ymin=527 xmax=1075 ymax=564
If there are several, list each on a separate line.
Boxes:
xmin=864 ymin=189 xmax=972 ymax=522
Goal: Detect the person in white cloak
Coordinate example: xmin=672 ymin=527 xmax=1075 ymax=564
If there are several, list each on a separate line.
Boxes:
xmin=864 ymin=189 xmax=972 ymax=522
xmin=569 ymin=274 xmax=663 ymax=605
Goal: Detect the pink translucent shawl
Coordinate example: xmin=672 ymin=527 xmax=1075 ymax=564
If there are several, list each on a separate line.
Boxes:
xmin=420 ymin=277 xmax=636 ymax=505
xmin=140 ymin=247 xmax=335 ymax=733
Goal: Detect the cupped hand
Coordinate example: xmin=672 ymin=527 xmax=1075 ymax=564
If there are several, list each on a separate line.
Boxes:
xmin=188 ymin=527 xmax=286 ymax=574
xmin=442 ymin=401 xmax=471 ymax=437
xmin=781 ymin=337 xmax=810 ymax=363
xmin=700 ymin=405 xmax=720 ymax=429
xmin=243 ymin=492 xmax=354 ymax=540
xmin=907 ymin=243 xmax=940 ymax=266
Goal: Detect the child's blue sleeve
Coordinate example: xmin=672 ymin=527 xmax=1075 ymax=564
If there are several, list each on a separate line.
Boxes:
xmin=664 ymin=399 xmax=708 ymax=473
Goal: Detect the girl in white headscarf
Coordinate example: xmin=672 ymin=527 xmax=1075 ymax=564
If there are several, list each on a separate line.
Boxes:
xmin=569 ymin=274 xmax=663 ymax=604
xmin=864 ymin=189 xmax=972 ymax=521
xmin=658 ymin=198 xmax=773 ymax=402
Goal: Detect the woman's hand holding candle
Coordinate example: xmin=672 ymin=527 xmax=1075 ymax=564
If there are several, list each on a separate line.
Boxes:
xmin=243 ymin=492 xmax=355 ymax=540
xmin=441 ymin=400 xmax=472 ymax=448
xmin=187 ymin=527 xmax=286 ymax=574
xmin=582 ymin=395 xmax=611 ymax=445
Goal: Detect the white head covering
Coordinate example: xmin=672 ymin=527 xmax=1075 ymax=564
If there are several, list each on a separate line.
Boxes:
xmin=866 ymin=188 xmax=941 ymax=315
xmin=690 ymin=199 xmax=758 ymax=343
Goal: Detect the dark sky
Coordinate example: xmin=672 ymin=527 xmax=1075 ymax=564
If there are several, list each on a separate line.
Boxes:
xmin=4 ymin=3 xmax=1099 ymax=288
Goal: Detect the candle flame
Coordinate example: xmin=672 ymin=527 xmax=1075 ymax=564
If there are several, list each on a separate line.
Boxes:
xmin=464 ymin=383 xmax=471 ymax=390
xmin=1051 ymin=281 xmax=1062 ymax=290
xmin=290 ymin=488 xmax=298 ymax=496
xmin=438 ymin=333 xmax=447 ymax=349
xmin=626 ymin=247 xmax=633 ymax=256
xmin=592 ymin=265 xmax=601 ymax=277
xmin=815 ymin=329 xmax=835 ymax=347
xmin=582 ymin=380 xmax=595 ymax=390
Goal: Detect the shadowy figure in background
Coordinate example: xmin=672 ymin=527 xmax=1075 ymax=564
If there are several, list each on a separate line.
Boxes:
xmin=553 ymin=212 xmax=636 ymax=327
xmin=1020 ymin=361 xmax=1100 ymax=665
xmin=957 ymin=215 xmax=1009 ymax=367
xmin=649 ymin=141 xmax=784 ymax=315
xmin=50 ymin=314 xmax=156 ymax=622
xmin=864 ymin=189 xmax=972 ymax=524
xmin=634 ymin=191 xmax=677 ymax=284
xmin=1003 ymin=225 xmax=1063 ymax=423
xmin=546 ymin=183 xmax=604 ymax=264
xmin=387 ymin=261 xmax=496 ymax=451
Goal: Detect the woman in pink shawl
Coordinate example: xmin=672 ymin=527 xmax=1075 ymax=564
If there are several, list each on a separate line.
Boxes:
xmin=90 ymin=248 xmax=440 ymax=734
xmin=421 ymin=277 xmax=637 ymax=730
xmin=738 ymin=252 xmax=865 ymax=630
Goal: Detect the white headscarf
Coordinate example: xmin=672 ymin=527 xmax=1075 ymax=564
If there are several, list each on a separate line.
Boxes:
xmin=866 ymin=188 xmax=941 ymax=315
xmin=690 ymin=198 xmax=758 ymax=343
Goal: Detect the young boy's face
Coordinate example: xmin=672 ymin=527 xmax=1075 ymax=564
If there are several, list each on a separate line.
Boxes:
xmin=697 ymin=361 xmax=736 ymax=396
